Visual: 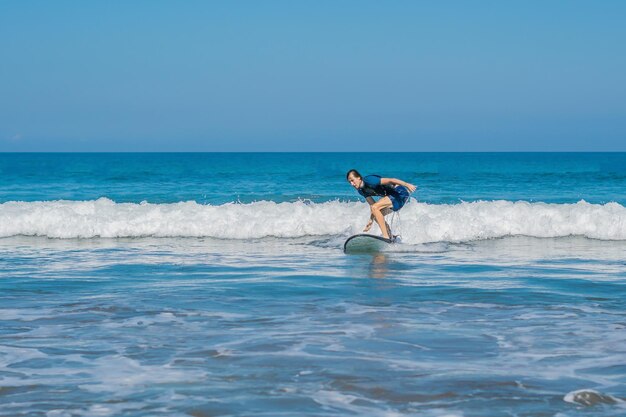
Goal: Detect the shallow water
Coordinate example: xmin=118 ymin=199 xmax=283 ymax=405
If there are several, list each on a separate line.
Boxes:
xmin=1 ymin=236 xmax=625 ymax=416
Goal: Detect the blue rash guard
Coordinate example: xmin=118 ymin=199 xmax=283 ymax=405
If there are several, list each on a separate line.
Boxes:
xmin=357 ymin=175 xmax=409 ymax=211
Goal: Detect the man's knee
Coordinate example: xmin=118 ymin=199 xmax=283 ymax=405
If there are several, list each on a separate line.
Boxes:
xmin=371 ymin=201 xmax=391 ymax=213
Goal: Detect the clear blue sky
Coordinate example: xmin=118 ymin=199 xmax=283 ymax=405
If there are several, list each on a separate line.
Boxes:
xmin=1 ymin=1 xmax=625 ymax=151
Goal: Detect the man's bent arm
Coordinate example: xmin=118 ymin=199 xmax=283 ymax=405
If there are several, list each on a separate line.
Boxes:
xmin=365 ymin=197 xmax=376 ymax=221
xmin=381 ymin=178 xmax=416 ymax=192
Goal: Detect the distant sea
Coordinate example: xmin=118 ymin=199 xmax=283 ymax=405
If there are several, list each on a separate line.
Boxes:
xmin=1 ymin=153 xmax=625 ymax=416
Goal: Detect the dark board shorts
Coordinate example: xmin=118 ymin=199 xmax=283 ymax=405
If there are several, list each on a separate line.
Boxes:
xmin=389 ymin=186 xmax=410 ymax=211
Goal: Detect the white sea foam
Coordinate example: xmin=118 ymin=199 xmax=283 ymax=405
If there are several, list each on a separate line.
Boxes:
xmin=77 ymin=355 xmax=206 ymax=394
xmin=564 ymin=389 xmax=624 ymax=406
xmin=1 ymin=198 xmax=625 ymax=243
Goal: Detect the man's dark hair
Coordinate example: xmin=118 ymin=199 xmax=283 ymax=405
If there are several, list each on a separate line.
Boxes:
xmin=346 ymin=169 xmax=362 ymax=180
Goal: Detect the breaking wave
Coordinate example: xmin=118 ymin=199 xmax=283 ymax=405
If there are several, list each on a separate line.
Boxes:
xmin=1 ymin=198 xmax=625 ymax=243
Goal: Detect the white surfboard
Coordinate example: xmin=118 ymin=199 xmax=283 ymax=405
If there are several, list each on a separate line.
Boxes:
xmin=343 ymin=234 xmax=394 ymax=254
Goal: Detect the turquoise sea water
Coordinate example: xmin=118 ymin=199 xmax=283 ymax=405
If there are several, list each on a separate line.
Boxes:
xmin=1 ymin=153 xmax=625 ymax=416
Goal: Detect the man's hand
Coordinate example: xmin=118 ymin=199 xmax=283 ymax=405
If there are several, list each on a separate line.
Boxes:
xmin=405 ymin=183 xmax=417 ymax=193
xmin=363 ymin=219 xmax=373 ymax=232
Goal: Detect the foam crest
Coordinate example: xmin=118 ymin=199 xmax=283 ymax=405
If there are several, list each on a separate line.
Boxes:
xmin=1 ymin=198 xmax=625 ymax=243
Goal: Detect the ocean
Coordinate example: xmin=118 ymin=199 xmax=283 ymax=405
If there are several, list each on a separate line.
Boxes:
xmin=1 ymin=152 xmax=625 ymax=416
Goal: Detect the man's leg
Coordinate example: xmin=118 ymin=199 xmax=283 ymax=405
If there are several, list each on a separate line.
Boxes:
xmin=380 ymin=207 xmax=393 ymax=238
xmin=371 ymin=197 xmax=394 ymax=239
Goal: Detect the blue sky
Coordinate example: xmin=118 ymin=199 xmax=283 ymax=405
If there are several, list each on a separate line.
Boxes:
xmin=1 ymin=1 xmax=625 ymax=151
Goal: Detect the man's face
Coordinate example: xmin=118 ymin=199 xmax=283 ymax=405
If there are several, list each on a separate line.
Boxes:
xmin=347 ymin=173 xmax=362 ymax=190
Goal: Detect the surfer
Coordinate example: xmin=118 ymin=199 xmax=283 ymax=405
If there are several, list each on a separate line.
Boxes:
xmin=346 ymin=169 xmax=416 ymax=240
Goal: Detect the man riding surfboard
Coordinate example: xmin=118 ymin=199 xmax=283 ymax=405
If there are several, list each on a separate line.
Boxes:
xmin=346 ymin=169 xmax=416 ymax=240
